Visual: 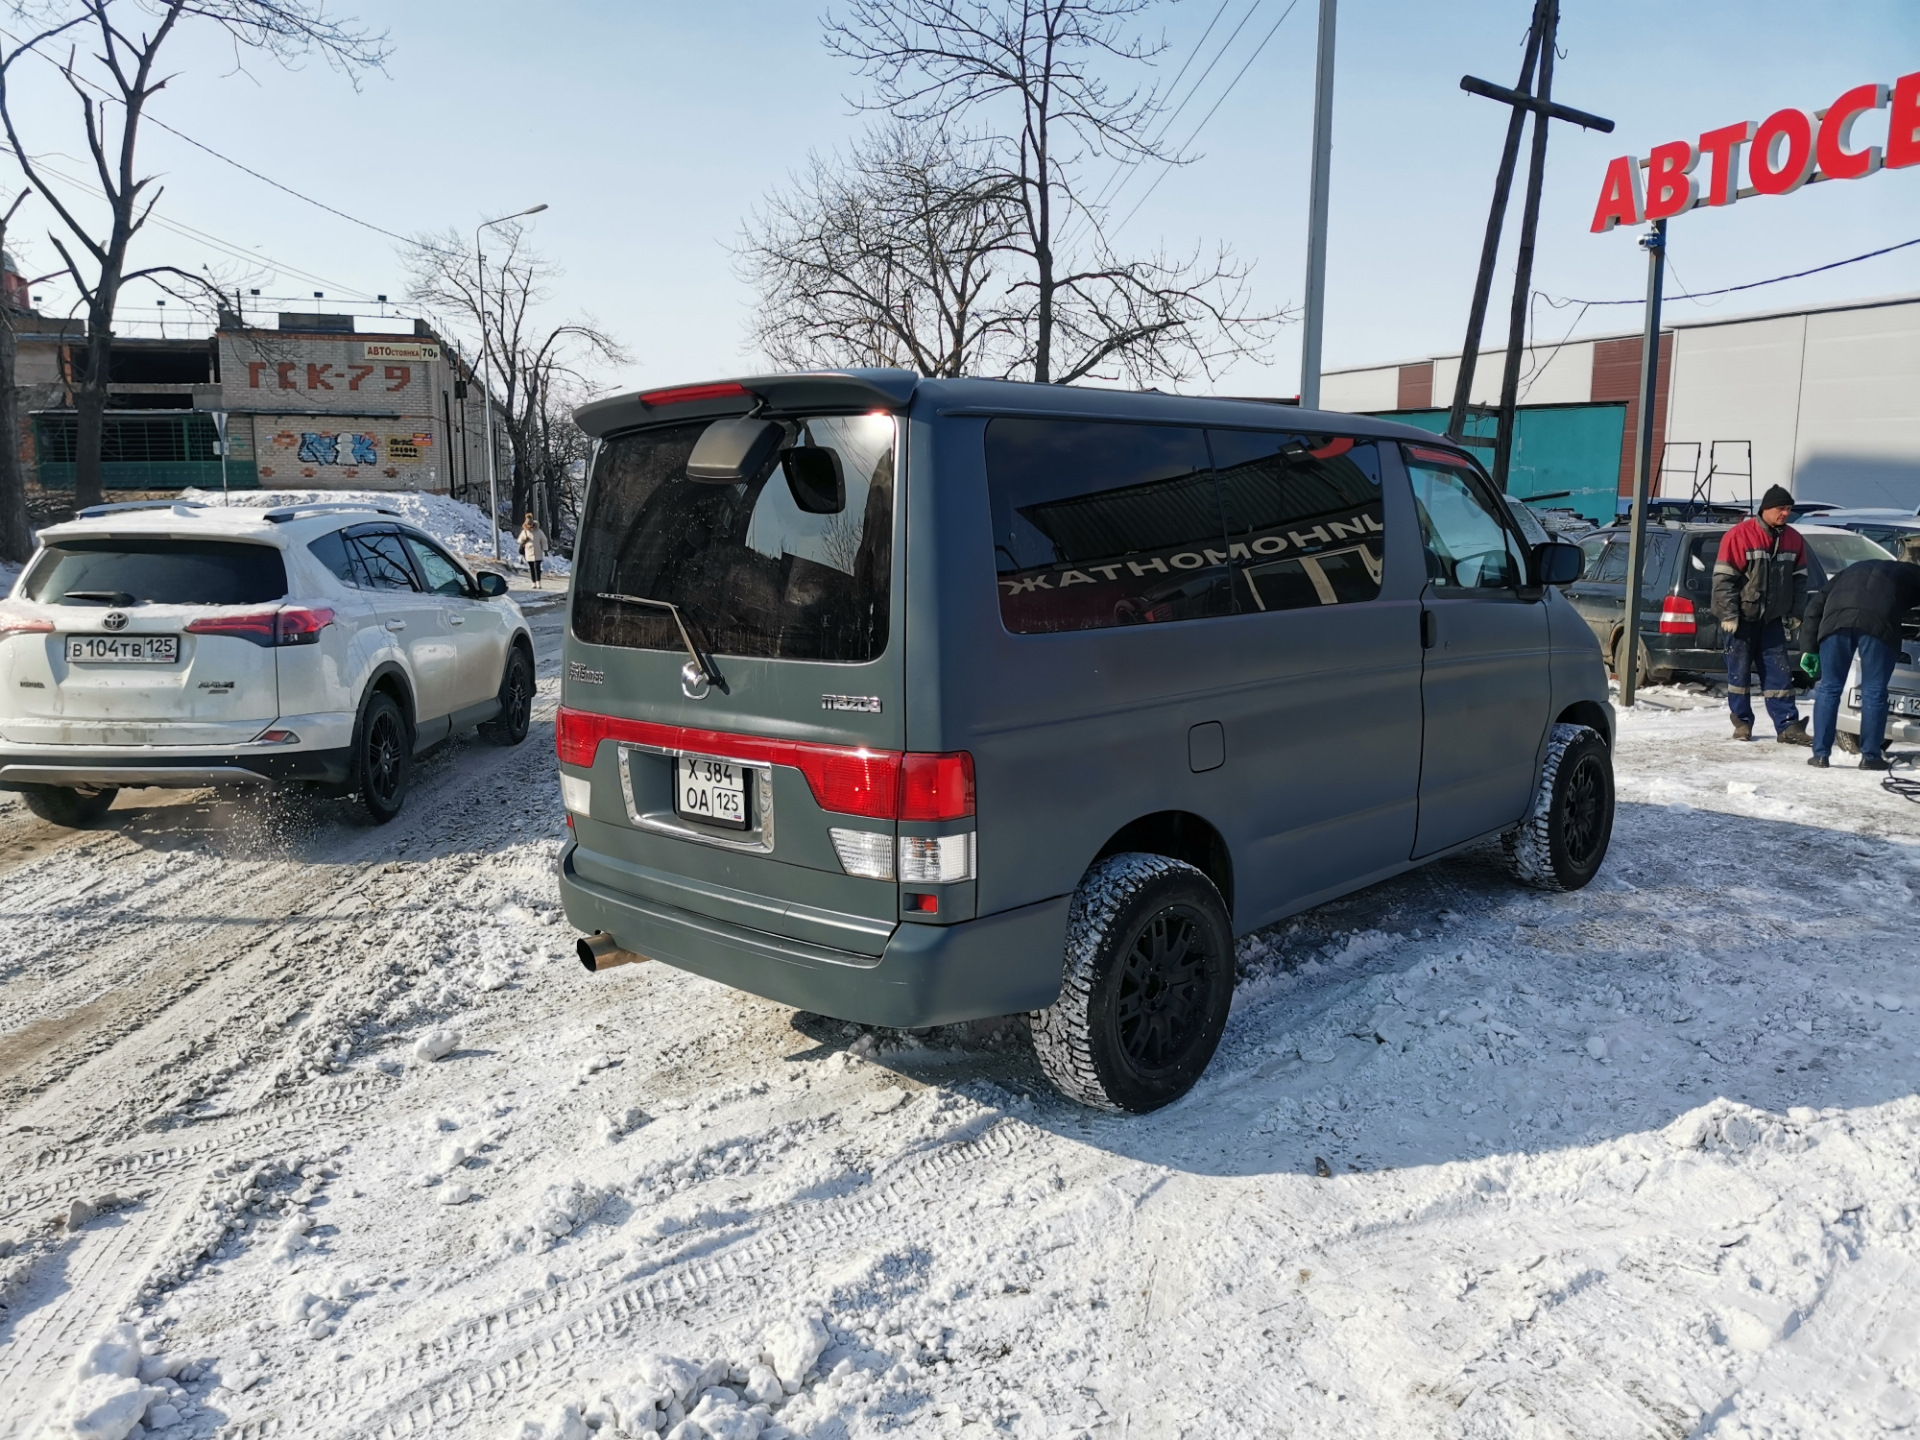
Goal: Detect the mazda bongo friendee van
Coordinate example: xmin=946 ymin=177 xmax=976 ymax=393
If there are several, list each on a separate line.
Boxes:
xmin=556 ymin=371 xmax=1614 ymax=1112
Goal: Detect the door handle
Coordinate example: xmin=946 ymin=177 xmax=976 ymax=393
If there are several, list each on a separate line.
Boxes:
xmin=1421 ymin=609 xmax=1437 ymax=649
xmin=385 ymin=619 xmax=407 ymax=632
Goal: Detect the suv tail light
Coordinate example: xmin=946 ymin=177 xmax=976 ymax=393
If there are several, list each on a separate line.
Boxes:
xmin=187 ymin=606 xmax=334 ymax=648
xmin=1658 ymin=596 xmax=1697 ymax=634
xmin=555 ymin=710 xmax=976 ymax=822
xmin=0 ymin=612 xmax=53 ymax=635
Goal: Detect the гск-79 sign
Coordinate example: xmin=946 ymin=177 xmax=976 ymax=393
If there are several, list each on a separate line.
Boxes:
xmin=1592 ymin=70 xmax=1920 ymax=230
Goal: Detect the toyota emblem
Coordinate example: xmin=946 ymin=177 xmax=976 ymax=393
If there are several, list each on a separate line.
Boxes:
xmin=103 ymin=611 xmax=129 ymax=632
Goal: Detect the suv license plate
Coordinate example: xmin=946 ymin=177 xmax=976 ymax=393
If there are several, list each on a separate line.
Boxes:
xmin=675 ymin=756 xmax=748 ymax=830
xmin=64 ymin=635 xmax=179 ymax=664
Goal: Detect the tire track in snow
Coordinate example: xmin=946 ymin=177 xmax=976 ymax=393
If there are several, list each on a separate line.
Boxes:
xmin=271 ymin=1117 xmax=1042 ymax=1435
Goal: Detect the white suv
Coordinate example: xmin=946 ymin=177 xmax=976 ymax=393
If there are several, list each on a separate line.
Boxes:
xmin=0 ymin=499 xmax=535 ymax=826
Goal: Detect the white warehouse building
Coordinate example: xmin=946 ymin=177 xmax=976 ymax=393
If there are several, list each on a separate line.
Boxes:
xmin=1319 ymin=291 xmax=1920 ymax=517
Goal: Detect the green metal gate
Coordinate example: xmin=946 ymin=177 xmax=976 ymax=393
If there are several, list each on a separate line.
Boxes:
xmin=32 ymin=411 xmax=259 ymax=492
xmin=1377 ymin=401 xmax=1625 ymax=523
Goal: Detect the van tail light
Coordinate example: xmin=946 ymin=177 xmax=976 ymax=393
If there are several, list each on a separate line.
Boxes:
xmin=1658 ymin=596 xmax=1697 ymax=634
xmin=0 ymin=612 xmax=53 ymax=635
xmin=187 ymin=606 xmax=334 ymax=647
xmin=555 ymin=709 xmax=976 ymax=823
xmin=900 ymin=752 xmax=975 ymax=821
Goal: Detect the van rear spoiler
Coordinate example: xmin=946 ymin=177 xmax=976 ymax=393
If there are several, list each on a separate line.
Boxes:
xmin=574 ymin=369 xmax=919 ymax=438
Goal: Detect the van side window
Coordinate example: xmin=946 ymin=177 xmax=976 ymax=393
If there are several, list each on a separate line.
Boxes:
xmin=984 ymin=419 xmax=1228 ymax=633
xmin=1207 ymin=431 xmax=1384 ymax=610
xmin=1405 ymin=447 xmax=1529 ymax=590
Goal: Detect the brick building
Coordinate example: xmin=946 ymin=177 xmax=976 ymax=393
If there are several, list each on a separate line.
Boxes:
xmin=17 ymin=307 xmax=501 ymax=502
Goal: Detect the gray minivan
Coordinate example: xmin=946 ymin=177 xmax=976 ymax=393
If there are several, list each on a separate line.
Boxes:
xmin=556 ymin=371 xmax=1614 ymax=1111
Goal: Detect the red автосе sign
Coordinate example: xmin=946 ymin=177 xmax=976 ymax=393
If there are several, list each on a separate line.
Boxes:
xmin=1593 ymin=70 xmax=1920 ymax=231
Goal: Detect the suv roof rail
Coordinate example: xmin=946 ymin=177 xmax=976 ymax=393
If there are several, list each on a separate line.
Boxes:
xmin=75 ymin=499 xmax=206 ymax=519
xmin=261 ymin=501 xmax=401 ymax=523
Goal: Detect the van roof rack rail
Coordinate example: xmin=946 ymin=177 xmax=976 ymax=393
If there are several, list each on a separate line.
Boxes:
xmin=75 ymin=499 xmax=206 ymax=519
xmin=261 ymin=501 xmax=401 ymax=523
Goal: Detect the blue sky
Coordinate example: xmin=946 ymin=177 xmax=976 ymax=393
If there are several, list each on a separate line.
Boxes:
xmin=5 ymin=0 xmax=1918 ymax=397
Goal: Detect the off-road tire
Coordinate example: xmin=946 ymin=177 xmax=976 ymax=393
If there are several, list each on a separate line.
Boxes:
xmin=1837 ymin=730 xmax=1862 ymax=755
xmin=1030 ymin=853 xmax=1234 ymax=1113
xmin=354 ymin=691 xmax=411 ymax=824
xmin=1501 ymin=723 xmax=1614 ymax=892
xmin=480 ymin=645 xmax=534 ymax=746
xmin=19 ymin=785 xmax=118 ymax=828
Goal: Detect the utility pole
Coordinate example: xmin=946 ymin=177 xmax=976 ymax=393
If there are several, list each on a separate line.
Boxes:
xmin=1618 ymin=220 xmax=1667 ymax=709
xmin=1297 ymin=0 xmax=1337 ymax=411
xmin=1450 ymin=2 xmax=1613 ymax=466
xmin=476 ymin=203 xmax=547 ymax=561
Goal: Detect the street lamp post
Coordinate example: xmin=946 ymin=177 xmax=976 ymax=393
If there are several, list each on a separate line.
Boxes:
xmin=476 ymin=203 xmax=548 ymax=562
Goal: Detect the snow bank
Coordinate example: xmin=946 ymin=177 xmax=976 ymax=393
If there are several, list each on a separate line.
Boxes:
xmin=179 ymin=487 xmax=570 ymax=575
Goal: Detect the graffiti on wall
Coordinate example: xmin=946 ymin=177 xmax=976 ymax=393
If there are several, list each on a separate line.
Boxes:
xmin=296 ymin=432 xmax=381 ymax=466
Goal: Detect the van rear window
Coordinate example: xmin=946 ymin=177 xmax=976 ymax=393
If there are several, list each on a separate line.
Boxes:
xmin=24 ymin=537 xmax=288 ymax=606
xmin=985 ymin=419 xmax=1384 ymax=633
xmin=571 ymin=414 xmax=894 ymax=664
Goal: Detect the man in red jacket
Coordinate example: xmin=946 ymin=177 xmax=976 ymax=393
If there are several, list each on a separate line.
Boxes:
xmin=1711 ymin=486 xmax=1812 ymax=745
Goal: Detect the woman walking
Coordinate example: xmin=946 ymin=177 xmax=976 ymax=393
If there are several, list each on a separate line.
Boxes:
xmin=517 ymin=513 xmax=549 ymax=587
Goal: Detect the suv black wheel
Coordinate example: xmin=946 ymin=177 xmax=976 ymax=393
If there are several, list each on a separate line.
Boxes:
xmin=19 ymin=785 xmax=118 ymax=828
xmin=1501 ymin=723 xmax=1614 ymax=892
xmin=355 ymin=691 xmax=411 ymax=824
xmin=480 ymin=645 xmax=534 ymax=746
xmin=1031 ymin=853 xmax=1235 ymax=1113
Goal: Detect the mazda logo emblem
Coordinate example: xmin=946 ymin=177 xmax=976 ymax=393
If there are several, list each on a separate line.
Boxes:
xmin=103 ymin=611 xmax=128 ymax=632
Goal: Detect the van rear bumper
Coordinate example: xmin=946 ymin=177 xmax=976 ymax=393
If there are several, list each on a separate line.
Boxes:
xmin=558 ymin=843 xmax=1069 ymax=1028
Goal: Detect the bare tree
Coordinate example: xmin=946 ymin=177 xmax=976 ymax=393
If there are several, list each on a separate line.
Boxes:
xmin=0 ymin=1 xmax=387 ymax=508
xmin=404 ymin=224 xmax=625 ymax=540
xmin=820 ymin=0 xmax=1280 ymax=387
xmin=0 ymin=192 xmax=35 ymax=562
xmin=741 ymin=121 xmax=1024 ymax=377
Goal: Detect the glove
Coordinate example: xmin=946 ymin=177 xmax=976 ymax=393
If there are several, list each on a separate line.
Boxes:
xmin=1799 ymin=651 xmax=1820 ymax=681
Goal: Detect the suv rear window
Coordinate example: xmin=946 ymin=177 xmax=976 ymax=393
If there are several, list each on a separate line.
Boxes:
xmin=24 ymin=537 xmax=287 ymax=606
xmin=571 ymin=413 xmax=895 ymax=664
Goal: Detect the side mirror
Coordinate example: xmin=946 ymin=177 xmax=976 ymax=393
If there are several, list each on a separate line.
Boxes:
xmin=781 ymin=447 xmax=845 ymax=515
xmin=686 ymin=417 xmax=784 ymax=483
xmin=1534 ymin=540 xmax=1584 ymax=587
xmin=475 ymin=571 xmax=509 ymax=598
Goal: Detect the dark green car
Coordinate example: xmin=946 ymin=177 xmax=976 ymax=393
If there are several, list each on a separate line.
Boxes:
xmin=555 ymin=372 xmax=1616 ymax=1111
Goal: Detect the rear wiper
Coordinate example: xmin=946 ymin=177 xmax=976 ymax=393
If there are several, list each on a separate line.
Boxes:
xmin=62 ymin=590 xmax=137 ymax=605
xmin=597 ymin=593 xmax=725 ymax=695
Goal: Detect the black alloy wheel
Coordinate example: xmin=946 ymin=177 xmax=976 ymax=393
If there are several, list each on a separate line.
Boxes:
xmin=1115 ymin=906 xmax=1218 ymax=1073
xmin=1558 ymin=748 xmax=1608 ymax=871
xmin=481 ymin=647 xmax=534 ymax=746
xmin=357 ymin=691 xmax=411 ymax=824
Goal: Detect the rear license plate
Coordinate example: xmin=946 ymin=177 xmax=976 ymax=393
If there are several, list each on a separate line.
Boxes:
xmin=675 ymin=755 xmax=748 ymax=830
xmin=64 ymin=635 xmax=179 ymax=664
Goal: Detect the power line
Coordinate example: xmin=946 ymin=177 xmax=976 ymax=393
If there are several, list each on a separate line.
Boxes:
xmin=0 ymin=22 xmax=453 ymax=256
xmin=1064 ymin=0 xmax=1257 ymax=252
xmin=1110 ymin=0 xmax=1301 ymax=240
xmin=1539 ymin=235 xmax=1920 ymax=308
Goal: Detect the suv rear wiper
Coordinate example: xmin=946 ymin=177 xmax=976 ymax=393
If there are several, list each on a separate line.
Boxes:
xmin=62 ymin=590 xmax=137 ymax=605
xmin=597 ymin=593 xmax=725 ymax=695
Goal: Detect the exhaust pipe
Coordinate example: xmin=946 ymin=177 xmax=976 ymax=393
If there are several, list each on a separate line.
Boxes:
xmin=577 ymin=931 xmax=650 ymax=973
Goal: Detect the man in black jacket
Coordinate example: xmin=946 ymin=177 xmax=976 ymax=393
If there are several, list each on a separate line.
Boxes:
xmin=1804 ymin=557 xmax=1920 ymax=768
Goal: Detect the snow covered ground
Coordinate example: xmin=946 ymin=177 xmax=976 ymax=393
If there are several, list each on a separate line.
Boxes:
xmin=1 ymin=654 xmax=1916 ymax=1440
xmin=176 ymin=489 xmax=570 ymax=579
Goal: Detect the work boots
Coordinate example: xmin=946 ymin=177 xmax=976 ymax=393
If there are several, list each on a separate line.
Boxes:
xmin=1777 ymin=720 xmax=1812 ymax=747
xmin=1731 ymin=718 xmax=1753 ymax=741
